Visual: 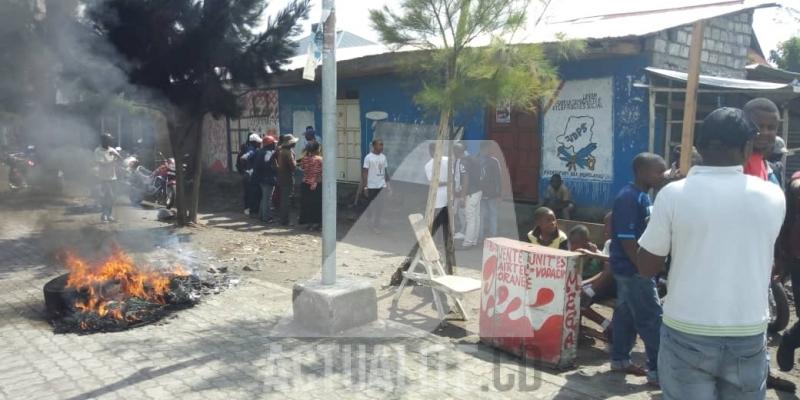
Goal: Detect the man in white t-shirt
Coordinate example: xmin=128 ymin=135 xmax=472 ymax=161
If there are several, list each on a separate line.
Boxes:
xmin=94 ymin=133 xmax=121 ymax=223
xmin=359 ymin=138 xmax=391 ymax=233
xmin=638 ymin=108 xmax=786 ymax=399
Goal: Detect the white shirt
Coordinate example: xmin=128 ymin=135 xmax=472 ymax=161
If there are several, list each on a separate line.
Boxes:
xmin=638 ymin=165 xmax=785 ymax=336
xmin=363 ymin=152 xmax=387 ymax=189
xmin=425 ymin=156 xmax=449 ymax=209
xmin=94 ymin=147 xmax=119 ymax=181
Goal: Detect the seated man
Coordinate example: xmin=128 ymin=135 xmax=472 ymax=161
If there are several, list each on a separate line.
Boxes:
xmin=544 ymin=174 xmax=575 ymax=219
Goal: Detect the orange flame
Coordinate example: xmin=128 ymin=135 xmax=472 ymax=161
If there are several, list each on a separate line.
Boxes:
xmin=61 ymin=245 xmax=186 ymax=321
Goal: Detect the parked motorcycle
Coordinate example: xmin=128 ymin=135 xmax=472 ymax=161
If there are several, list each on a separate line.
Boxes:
xmin=3 ymin=145 xmax=62 ymax=192
xmin=127 ymin=154 xmax=175 ymax=209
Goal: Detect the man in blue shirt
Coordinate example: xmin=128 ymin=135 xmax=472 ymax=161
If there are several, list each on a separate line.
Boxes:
xmin=609 ymin=152 xmax=667 ymax=385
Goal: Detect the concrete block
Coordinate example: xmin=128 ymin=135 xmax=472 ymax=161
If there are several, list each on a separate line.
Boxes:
xmin=668 ymin=43 xmax=681 ymax=56
xmin=711 ymin=28 xmax=721 ymax=40
xmin=721 ymin=31 xmax=729 ymax=43
xmin=723 ymin=43 xmax=732 ymax=54
xmin=676 ymin=31 xmax=687 ymax=44
xmin=681 ymin=46 xmax=690 ymax=58
xmin=654 ymin=38 xmax=667 ymax=53
xmin=292 ymin=277 xmax=377 ymax=335
xmin=701 ymin=51 xmax=710 ymax=62
xmin=709 ymin=53 xmax=719 ymax=64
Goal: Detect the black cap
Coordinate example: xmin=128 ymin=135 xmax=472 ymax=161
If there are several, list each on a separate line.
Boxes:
xmin=695 ymin=107 xmax=757 ymax=149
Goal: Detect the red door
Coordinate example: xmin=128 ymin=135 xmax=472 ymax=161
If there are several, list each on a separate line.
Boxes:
xmin=487 ymin=107 xmax=541 ymax=202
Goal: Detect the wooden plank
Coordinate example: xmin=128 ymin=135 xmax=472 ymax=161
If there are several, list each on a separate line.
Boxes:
xmin=679 ymin=20 xmax=705 ymax=176
xmin=648 ymin=91 xmax=656 ymax=153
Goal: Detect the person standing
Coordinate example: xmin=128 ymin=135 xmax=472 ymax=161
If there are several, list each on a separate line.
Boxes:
xmin=276 ymin=134 xmax=298 ymax=226
xmin=452 ymin=143 xmax=468 ymax=240
xmin=299 ymin=142 xmax=322 ymax=230
xmin=455 ymin=144 xmax=481 ymax=249
xmin=638 ymin=108 xmax=785 ymax=399
xmin=253 ymin=135 xmax=278 ymax=223
xmin=478 ymin=141 xmax=501 ymax=240
xmin=608 ymin=152 xmax=666 ymax=385
xmin=94 ymin=133 xmax=121 ymax=223
xmin=238 ymin=132 xmax=262 ymax=215
xmin=358 ymin=138 xmax=390 ymax=233
xmin=743 ymin=98 xmax=781 ymax=185
xmin=778 ymin=172 xmax=800 ymax=372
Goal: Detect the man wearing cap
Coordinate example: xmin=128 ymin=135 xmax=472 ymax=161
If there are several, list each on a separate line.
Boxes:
xmin=253 ymin=135 xmax=278 ymax=223
xmin=638 ymin=108 xmax=785 ymax=399
xmin=277 ymin=134 xmax=299 ymax=225
xmin=238 ymin=132 xmax=262 ymax=215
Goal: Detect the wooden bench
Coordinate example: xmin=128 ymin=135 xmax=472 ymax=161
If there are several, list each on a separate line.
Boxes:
xmin=391 ymin=214 xmax=482 ymax=320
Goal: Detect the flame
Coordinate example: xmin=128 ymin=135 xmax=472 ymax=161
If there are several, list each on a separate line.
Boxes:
xmin=61 ymin=245 xmax=186 ymax=321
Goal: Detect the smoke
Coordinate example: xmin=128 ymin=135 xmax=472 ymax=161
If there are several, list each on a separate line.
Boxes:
xmin=1 ymin=0 xmax=169 ymax=193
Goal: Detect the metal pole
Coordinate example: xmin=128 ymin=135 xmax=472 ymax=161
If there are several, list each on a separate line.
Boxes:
xmin=321 ymin=0 xmax=337 ymax=285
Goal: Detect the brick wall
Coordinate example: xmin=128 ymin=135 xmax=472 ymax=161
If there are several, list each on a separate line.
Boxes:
xmin=647 ymin=11 xmax=753 ymax=79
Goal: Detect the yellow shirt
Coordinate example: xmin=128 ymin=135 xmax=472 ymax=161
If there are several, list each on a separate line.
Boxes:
xmin=528 ymin=229 xmax=568 ymax=249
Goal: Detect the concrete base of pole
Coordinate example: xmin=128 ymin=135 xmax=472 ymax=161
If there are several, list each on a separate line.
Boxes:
xmin=292 ymin=277 xmax=377 ymax=335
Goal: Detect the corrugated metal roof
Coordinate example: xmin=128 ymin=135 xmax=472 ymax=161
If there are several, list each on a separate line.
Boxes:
xmin=521 ymin=0 xmax=778 ymax=43
xmin=646 ymin=66 xmax=799 ymax=91
xmin=746 ymin=63 xmax=800 ymax=83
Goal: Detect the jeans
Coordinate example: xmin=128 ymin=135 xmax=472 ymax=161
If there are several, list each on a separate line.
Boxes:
xmin=100 ymin=180 xmax=115 ymax=219
xmin=659 ymin=325 xmax=767 ymax=400
xmin=259 ymin=183 xmax=275 ymax=222
xmin=480 ymin=198 xmax=498 ymax=239
xmin=463 ymin=191 xmax=482 ymax=246
xmin=611 ymin=274 xmax=662 ymax=376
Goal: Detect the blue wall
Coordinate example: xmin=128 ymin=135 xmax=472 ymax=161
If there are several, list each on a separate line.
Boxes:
xmin=278 ymin=74 xmax=486 ymax=158
xmin=539 ymin=55 xmax=651 ymax=210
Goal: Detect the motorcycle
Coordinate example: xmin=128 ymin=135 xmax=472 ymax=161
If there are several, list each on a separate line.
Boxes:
xmin=127 ymin=154 xmax=175 ymax=209
xmin=4 ymin=145 xmax=62 ymax=192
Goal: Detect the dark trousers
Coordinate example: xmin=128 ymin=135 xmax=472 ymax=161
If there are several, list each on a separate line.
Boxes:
xmin=782 ymin=260 xmax=800 ymax=347
xmin=242 ymin=173 xmax=250 ymax=209
xmin=299 ymin=183 xmax=321 ymax=225
xmin=278 ymin=181 xmax=293 ymax=225
xmin=247 ymin=179 xmax=261 ymax=215
xmin=406 ymin=207 xmax=450 ymax=261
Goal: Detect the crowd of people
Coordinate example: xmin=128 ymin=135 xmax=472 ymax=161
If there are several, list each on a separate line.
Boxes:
xmin=523 ymin=98 xmax=798 ymax=399
xmin=238 ymin=126 xmax=322 ymax=229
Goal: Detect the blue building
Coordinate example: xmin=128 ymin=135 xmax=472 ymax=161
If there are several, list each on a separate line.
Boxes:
xmin=203 ymin=0 xmax=799 ymax=217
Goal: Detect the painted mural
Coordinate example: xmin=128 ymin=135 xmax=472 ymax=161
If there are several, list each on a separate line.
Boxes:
xmin=235 ymin=90 xmax=280 ymax=134
xmin=542 ymin=78 xmax=613 ymax=183
xmin=201 ymin=114 xmax=228 ymax=172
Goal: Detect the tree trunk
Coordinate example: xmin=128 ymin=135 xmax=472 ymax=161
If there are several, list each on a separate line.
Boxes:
xmin=167 ymin=111 xmax=201 ymax=226
xmin=188 ymin=134 xmax=203 ymax=224
xmin=425 ymin=108 xmax=455 ymax=275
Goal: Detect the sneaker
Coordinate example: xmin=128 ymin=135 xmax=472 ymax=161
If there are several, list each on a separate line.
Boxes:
xmin=100 ymin=214 xmax=108 ymax=223
xmin=106 ymin=216 xmax=116 ymax=223
xmin=244 ymin=209 xmax=250 ymax=215
xmin=777 ymin=335 xmax=797 ymax=372
xmin=767 ymin=373 xmax=796 ymax=393
xmin=610 ymin=363 xmax=647 ymax=377
xmin=453 ymin=232 xmax=465 ymax=240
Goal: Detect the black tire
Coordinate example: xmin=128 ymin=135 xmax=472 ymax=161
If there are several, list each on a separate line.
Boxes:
xmin=166 ymin=186 xmax=176 ymax=210
xmin=769 ymin=280 xmax=790 ymax=334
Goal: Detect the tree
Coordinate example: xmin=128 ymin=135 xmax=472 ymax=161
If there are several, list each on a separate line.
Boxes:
xmin=370 ymin=0 xmax=580 ymax=273
xmin=88 ymin=0 xmax=310 ymax=225
xmin=771 ymin=37 xmax=800 ymax=72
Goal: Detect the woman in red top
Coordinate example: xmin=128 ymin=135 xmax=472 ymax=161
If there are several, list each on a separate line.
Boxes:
xmin=299 ymin=142 xmax=322 ymax=230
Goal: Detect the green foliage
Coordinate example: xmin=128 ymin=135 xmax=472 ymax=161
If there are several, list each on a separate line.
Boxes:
xmin=370 ymin=0 xmax=576 ymax=115
xmin=87 ymin=0 xmax=310 ymax=119
xmin=770 ymin=37 xmax=800 ymax=73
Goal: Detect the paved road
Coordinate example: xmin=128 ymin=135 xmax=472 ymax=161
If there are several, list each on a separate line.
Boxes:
xmin=0 ymin=193 xmax=794 ymax=399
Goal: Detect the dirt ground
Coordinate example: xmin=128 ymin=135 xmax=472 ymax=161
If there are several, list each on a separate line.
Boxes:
xmin=4 ymin=174 xmax=800 ymax=398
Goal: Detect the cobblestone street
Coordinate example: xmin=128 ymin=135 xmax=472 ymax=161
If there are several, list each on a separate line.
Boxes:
xmin=0 ymin=193 xmax=797 ymax=399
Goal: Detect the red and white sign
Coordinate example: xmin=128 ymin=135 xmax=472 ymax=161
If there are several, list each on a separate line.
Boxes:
xmin=480 ymin=237 xmax=583 ymax=368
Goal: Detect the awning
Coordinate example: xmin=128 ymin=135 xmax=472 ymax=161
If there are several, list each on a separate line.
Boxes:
xmin=645 ymin=67 xmax=800 ymax=92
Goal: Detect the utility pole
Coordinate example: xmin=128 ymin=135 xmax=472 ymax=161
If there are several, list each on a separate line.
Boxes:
xmin=679 ymin=20 xmax=705 ymax=175
xmin=321 ymin=0 xmax=337 ymax=285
